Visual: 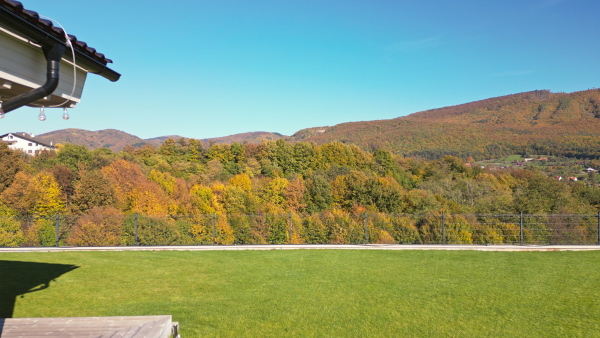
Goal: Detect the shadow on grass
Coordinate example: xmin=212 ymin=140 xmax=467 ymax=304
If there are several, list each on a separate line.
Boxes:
xmin=0 ymin=260 xmax=79 ymax=321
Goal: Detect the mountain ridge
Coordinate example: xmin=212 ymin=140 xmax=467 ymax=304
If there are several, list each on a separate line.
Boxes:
xmin=33 ymin=88 xmax=600 ymax=159
xmin=35 ymin=129 xmax=287 ymax=152
xmin=293 ymin=89 xmax=600 ymax=158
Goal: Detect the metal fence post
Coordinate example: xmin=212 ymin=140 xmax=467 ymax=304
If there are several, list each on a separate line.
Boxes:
xmin=363 ymin=213 xmax=369 ymax=244
xmin=520 ymin=212 xmax=524 ymax=246
xmin=597 ymin=211 xmax=600 ymax=246
xmin=212 ymin=213 xmax=217 ymax=245
xmin=55 ymin=213 xmax=60 ymax=247
xmin=134 ymin=213 xmax=139 ymax=246
xmin=442 ymin=212 xmax=446 ymax=245
xmin=288 ymin=212 xmax=293 ymax=244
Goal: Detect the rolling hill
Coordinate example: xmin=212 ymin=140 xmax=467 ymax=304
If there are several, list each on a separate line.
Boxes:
xmin=35 ymin=129 xmax=287 ymax=152
xmin=33 ymin=88 xmax=600 ymax=159
xmin=292 ymin=89 xmax=600 ymax=159
xmin=200 ymin=131 xmax=286 ymax=145
xmin=35 ymin=129 xmax=154 ymax=152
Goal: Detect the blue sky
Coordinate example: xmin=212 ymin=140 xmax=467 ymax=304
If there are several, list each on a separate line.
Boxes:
xmin=3 ymin=0 xmax=600 ymax=139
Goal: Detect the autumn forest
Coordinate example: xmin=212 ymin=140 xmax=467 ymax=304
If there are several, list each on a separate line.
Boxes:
xmin=2 ymin=89 xmax=600 ymax=247
xmin=2 ymin=133 xmax=600 ymax=247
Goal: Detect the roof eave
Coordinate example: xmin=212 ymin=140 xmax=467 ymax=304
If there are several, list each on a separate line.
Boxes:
xmin=0 ymin=5 xmax=120 ymax=82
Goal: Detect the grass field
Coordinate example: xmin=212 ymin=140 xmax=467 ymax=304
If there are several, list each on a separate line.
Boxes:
xmin=1 ymin=250 xmax=599 ymax=336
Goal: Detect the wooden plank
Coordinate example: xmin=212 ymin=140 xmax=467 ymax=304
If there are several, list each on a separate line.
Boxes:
xmin=0 ymin=315 xmax=174 ymax=337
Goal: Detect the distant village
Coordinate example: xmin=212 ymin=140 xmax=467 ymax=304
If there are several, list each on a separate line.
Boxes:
xmin=471 ymin=155 xmax=599 ymax=184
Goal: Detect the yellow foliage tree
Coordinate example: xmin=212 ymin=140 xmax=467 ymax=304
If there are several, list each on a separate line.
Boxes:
xmin=29 ymin=172 xmax=66 ymax=216
xmin=229 ymin=173 xmax=252 ymax=192
xmin=190 ymin=184 xmax=216 ymax=214
xmin=0 ymin=202 xmax=24 ymax=247
xmin=214 ymin=214 xmax=235 ymax=245
xmin=210 ymin=183 xmax=226 ymax=213
xmin=262 ymin=177 xmax=289 ymax=207
xmin=148 ymin=169 xmax=177 ymax=195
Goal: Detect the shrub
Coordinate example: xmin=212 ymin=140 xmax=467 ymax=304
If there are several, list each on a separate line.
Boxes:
xmin=0 ymin=215 xmax=24 ymax=247
xmin=67 ymin=206 xmax=124 ymax=246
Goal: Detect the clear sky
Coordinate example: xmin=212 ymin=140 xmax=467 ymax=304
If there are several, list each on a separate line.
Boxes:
xmin=3 ymin=0 xmax=600 ymax=140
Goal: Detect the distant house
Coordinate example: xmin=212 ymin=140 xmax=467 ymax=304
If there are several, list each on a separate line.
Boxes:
xmin=1 ymin=132 xmax=54 ymax=155
xmin=585 ymin=167 xmax=597 ymax=172
xmin=567 ymin=177 xmax=578 ymax=182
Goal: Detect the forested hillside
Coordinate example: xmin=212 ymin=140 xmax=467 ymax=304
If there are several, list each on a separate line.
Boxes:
xmin=36 ymin=129 xmax=287 ymax=152
xmin=35 ymin=128 xmax=155 ymax=152
xmin=295 ymin=89 xmax=600 ymax=159
xmin=33 ymin=89 xmax=600 ymax=160
xmin=1 ymin=138 xmax=600 ymax=246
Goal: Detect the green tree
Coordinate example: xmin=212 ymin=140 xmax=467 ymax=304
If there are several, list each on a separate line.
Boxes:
xmin=369 ymin=177 xmax=405 ymax=213
xmin=373 ymin=149 xmax=396 ymax=176
xmin=271 ymin=139 xmax=296 ymax=174
xmin=29 ymin=149 xmax=57 ymax=171
xmin=293 ymin=142 xmax=317 ymax=174
xmin=158 ymin=138 xmax=177 ymax=157
xmin=207 ymin=144 xmax=234 ymax=163
xmin=89 ymin=148 xmax=117 ymax=169
xmin=127 ymin=215 xmax=182 ymax=246
xmin=302 ymin=214 xmax=328 ymax=244
xmin=304 ymin=173 xmax=333 ymax=213
xmin=224 ymin=185 xmax=257 ymax=214
xmin=513 ymin=172 xmax=583 ymax=213
xmin=188 ymin=138 xmax=204 ymax=162
xmin=266 ymin=213 xmax=288 ymax=244
xmin=56 ymin=144 xmax=92 ymax=171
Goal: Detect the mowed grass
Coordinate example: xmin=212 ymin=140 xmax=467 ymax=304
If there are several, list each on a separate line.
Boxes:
xmin=1 ymin=250 xmax=599 ymax=336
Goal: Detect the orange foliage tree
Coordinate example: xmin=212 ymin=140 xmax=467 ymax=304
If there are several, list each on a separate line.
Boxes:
xmin=102 ymin=160 xmax=171 ymax=215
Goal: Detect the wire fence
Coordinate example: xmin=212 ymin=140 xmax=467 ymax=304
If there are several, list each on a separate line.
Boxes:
xmin=1 ymin=212 xmax=599 ymax=247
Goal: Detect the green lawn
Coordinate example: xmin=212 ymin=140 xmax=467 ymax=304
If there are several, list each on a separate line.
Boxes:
xmin=500 ymin=154 xmax=525 ymax=162
xmin=1 ymin=250 xmax=599 ymax=336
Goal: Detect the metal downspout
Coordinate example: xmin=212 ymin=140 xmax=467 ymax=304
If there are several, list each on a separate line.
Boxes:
xmin=0 ymin=42 xmax=66 ymax=114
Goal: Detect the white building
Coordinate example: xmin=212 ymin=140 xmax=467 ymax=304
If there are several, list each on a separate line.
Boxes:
xmin=1 ymin=132 xmax=54 ymax=155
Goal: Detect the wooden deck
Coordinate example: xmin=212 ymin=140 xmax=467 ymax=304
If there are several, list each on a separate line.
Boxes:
xmin=0 ymin=315 xmax=178 ymax=337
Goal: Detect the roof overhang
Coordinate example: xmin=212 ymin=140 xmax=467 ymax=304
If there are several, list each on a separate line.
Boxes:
xmin=0 ymin=0 xmax=120 ymax=112
xmin=0 ymin=1 xmax=120 ymax=82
